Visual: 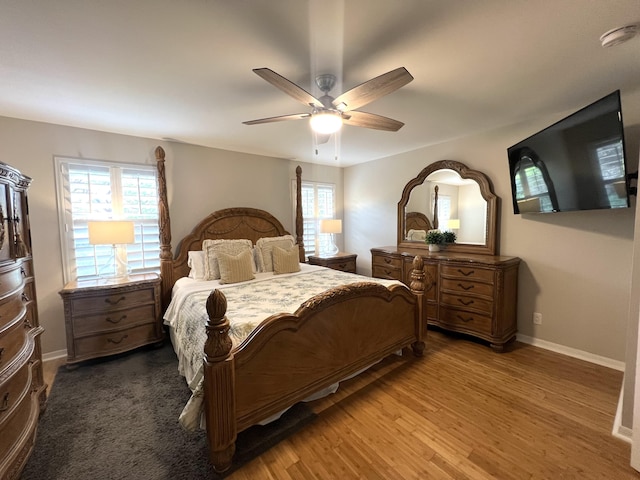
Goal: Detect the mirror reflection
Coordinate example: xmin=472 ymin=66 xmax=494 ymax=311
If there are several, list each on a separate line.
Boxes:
xmin=405 ymin=169 xmax=487 ymax=245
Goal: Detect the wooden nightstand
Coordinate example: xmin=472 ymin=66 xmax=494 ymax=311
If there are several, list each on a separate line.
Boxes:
xmin=308 ymin=252 xmax=357 ymax=273
xmin=59 ymin=273 xmax=164 ymax=366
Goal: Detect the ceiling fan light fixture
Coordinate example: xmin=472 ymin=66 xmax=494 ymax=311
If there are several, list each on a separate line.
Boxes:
xmin=310 ymin=111 xmax=343 ymax=134
xmin=600 ymin=24 xmax=638 ymax=47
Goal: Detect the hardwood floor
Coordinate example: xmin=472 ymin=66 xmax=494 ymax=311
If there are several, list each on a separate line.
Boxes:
xmin=43 ymin=330 xmax=639 ymax=479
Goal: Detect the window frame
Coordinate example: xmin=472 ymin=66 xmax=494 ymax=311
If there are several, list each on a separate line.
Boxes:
xmin=55 ymin=156 xmax=160 ymax=284
xmin=293 ymin=179 xmax=337 ymax=257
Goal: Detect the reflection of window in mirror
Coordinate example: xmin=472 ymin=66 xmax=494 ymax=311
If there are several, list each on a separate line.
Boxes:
xmin=432 ymin=193 xmax=451 ymax=227
xmin=595 ymin=139 xmax=627 ymax=208
xmin=513 ymin=149 xmax=558 ymax=213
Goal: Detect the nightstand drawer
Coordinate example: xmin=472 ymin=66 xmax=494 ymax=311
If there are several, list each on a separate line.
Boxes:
xmin=330 ymin=259 xmax=356 ymax=272
xmin=70 ymin=287 xmax=155 ymax=314
xmin=71 ymin=304 xmax=157 ymax=336
xmin=308 ymin=253 xmax=357 ymax=273
xmin=73 ymin=323 xmax=161 ymax=359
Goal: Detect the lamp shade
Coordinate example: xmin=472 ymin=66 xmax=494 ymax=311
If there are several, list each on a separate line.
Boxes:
xmin=320 ymin=219 xmax=342 ymax=234
xmin=88 ymin=221 xmax=135 ymax=245
xmin=447 ymin=219 xmax=461 ymax=230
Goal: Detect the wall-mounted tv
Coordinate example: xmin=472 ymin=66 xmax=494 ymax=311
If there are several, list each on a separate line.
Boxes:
xmin=507 ymin=90 xmax=630 ymax=214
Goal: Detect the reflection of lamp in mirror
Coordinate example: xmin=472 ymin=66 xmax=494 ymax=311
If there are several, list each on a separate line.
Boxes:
xmin=447 ymin=219 xmax=460 ymax=231
xmin=88 ymin=220 xmax=135 ymax=279
xmin=320 ymin=219 xmax=342 ymax=255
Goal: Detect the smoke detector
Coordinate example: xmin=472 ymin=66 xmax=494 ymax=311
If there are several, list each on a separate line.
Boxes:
xmin=600 ymin=24 xmax=638 ymax=47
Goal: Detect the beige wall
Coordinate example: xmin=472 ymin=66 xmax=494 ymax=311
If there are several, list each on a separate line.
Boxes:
xmin=0 ymin=117 xmax=343 ymax=356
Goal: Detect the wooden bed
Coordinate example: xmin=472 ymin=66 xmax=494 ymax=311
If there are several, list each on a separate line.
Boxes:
xmin=154 ymin=147 xmax=426 ymax=472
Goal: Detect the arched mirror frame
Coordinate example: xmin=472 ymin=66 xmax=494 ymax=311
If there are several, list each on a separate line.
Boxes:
xmin=397 ymin=160 xmax=498 ymax=256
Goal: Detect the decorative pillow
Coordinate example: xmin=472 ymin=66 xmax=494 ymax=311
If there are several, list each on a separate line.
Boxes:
xmin=202 ymin=239 xmax=253 ymax=280
xmin=406 ymin=229 xmax=427 ymax=241
xmin=187 ymin=251 xmax=206 ymax=280
xmin=272 ymin=245 xmax=301 ymax=274
xmin=255 ymin=235 xmax=296 ymax=272
xmin=217 ymin=249 xmax=255 ymax=284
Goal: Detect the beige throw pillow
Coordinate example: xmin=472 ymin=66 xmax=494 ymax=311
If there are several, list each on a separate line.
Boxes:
xmin=272 ymin=246 xmax=301 ymax=274
xmin=217 ymin=249 xmax=255 ymax=284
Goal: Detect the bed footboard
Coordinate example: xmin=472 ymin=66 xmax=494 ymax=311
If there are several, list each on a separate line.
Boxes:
xmin=203 ymin=257 xmax=425 ymax=473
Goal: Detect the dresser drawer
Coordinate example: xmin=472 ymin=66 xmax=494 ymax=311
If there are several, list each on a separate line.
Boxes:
xmin=0 ymin=308 xmax=27 ymax=370
xmin=0 ymin=384 xmax=35 ymax=457
xmin=70 ymin=287 xmax=156 ymax=314
xmin=72 ymin=304 xmax=157 ymax=336
xmin=441 ymin=265 xmax=495 ymax=284
xmin=372 ymin=254 xmax=402 ymax=269
xmin=439 ymin=307 xmax=492 ymax=335
xmin=440 ymin=278 xmax=494 ymax=297
xmin=372 ymin=265 xmax=403 ymax=280
xmin=440 ymin=293 xmax=493 ymax=315
xmin=73 ymin=323 xmax=161 ymax=359
xmin=0 ymin=361 xmax=30 ymax=421
xmin=0 ymin=266 xmax=25 ymax=303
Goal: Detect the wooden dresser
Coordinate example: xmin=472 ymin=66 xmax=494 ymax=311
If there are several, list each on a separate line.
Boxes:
xmin=372 ymin=246 xmax=520 ymax=351
xmin=308 ymin=252 xmax=357 ymax=273
xmin=0 ymin=163 xmax=45 ymax=480
xmin=59 ymin=273 xmax=163 ymax=366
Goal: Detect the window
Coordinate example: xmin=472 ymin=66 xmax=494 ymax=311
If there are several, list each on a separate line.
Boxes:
xmin=295 ymin=180 xmax=336 ymax=257
xmin=595 ymin=139 xmax=627 ymax=208
xmin=55 ymin=157 xmax=160 ymax=283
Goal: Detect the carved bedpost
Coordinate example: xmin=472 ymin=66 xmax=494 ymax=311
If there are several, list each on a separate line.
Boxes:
xmin=295 ymin=165 xmax=305 ymax=262
xmin=204 ymin=289 xmax=237 ymax=473
xmin=433 ymin=185 xmax=439 ymax=230
xmin=409 ymin=255 xmax=426 ymax=356
xmin=155 ymin=146 xmax=173 ymax=310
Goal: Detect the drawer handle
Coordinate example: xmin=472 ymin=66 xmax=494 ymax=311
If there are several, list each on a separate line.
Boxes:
xmin=337 ymin=263 xmax=347 ymax=269
xmin=107 ymin=334 xmax=128 ymax=345
xmin=20 ymin=267 xmax=26 ymax=277
xmin=105 ymin=296 xmax=126 ymax=306
xmin=21 ymin=292 xmax=29 ymax=302
xmin=24 ymin=318 xmax=32 ymax=329
xmin=0 ymin=392 xmax=9 ymax=412
xmin=457 ymin=315 xmax=473 ymax=323
xmin=457 ymin=269 xmax=475 ymax=277
xmin=106 ymin=315 xmax=127 ymax=324
xmin=0 ymin=347 xmax=3 ymax=361
xmin=457 ymin=299 xmax=474 ymax=306
xmin=384 ymin=258 xmax=392 ymax=264
xmin=457 ymin=283 xmax=475 ymax=291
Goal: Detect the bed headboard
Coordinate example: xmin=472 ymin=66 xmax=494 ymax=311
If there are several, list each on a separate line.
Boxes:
xmin=405 ymin=211 xmax=432 ymax=232
xmin=155 ymin=146 xmax=305 ymax=308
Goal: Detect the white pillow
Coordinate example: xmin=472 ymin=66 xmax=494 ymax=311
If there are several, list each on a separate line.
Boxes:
xmin=202 ymin=239 xmax=253 ymax=280
xmin=406 ymin=229 xmax=427 ymax=241
xmin=255 ymin=235 xmax=296 ymax=272
xmin=187 ymin=251 xmax=206 ymax=280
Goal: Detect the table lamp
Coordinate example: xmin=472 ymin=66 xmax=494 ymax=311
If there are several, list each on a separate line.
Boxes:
xmin=88 ymin=220 xmax=135 ymax=279
xmin=320 ymin=219 xmax=342 ymax=255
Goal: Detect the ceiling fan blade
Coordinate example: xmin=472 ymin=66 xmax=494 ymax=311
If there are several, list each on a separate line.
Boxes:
xmin=332 ymin=67 xmax=413 ymax=111
xmin=342 ymin=111 xmax=405 ymax=131
xmin=253 ymin=68 xmax=324 ymax=108
xmin=243 ymin=113 xmax=310 ymax=125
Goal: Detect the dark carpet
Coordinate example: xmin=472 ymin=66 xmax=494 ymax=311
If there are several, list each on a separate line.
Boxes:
xmin=21 ymin=342 xmax=316 ymax=480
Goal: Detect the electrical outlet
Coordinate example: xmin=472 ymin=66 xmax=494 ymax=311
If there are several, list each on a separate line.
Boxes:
xmin=533 ymin=312 xmax=542 ymax=325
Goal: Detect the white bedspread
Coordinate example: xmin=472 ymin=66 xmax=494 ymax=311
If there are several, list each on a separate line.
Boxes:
xmin=164 ymin=263 xmax=401 ymax=430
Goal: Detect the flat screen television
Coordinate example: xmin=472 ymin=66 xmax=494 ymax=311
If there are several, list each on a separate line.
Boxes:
xmin=507 ymin=90 xmax=630 ymax=214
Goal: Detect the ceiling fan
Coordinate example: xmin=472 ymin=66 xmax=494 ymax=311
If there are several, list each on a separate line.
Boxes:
xmin=243 ymin=67 xmax=413 ymax=143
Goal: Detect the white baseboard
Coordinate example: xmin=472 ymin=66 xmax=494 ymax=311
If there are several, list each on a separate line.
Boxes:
xmin=516 ymin=334 xmax=625 ymax=372
xmin=613 ymin=385 xmax=633 ymax=444
xmin=42 ymin=349 xmax=67 ymax=362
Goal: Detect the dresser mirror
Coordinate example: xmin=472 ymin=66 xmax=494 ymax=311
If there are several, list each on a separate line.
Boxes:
xmin=397 ymin=160 xmax=498 ymax=255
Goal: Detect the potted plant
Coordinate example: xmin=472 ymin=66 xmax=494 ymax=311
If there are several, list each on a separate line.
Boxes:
xmin=443 ymin=231 xmax=457 ymax=244
xmin=425 ymin=230 xmax=444 ymax=252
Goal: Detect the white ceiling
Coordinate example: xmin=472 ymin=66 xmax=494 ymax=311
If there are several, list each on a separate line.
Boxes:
xmin=0 ymin=0 xmax=638 ymax=166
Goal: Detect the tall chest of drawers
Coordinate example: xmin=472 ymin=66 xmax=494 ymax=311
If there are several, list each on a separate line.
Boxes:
xmin=371 ymin=246 xmax=520 ymax=351
xmin=0 ymin=163 xmax=45 ymax=480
